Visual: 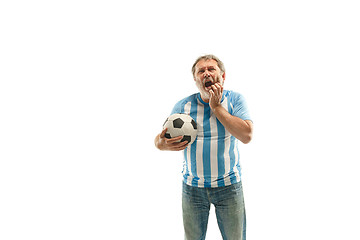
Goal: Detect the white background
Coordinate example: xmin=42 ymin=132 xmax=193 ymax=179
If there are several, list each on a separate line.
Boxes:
xmin=1 ymin=0 xmax=360 ymax=239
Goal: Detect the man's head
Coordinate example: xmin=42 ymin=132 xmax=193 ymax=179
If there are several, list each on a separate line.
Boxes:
xmin=192 ymin=55 xmax=226 ymax=101
xmin=192 ymin=55 xmax=225 ymax=77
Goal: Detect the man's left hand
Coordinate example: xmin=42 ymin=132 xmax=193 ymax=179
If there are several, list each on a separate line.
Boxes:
xmin=209 ymin=83 xmax=223 ymax=110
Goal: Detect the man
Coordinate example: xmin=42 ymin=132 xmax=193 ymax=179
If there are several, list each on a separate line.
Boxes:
xmin=154 ymin=55 xmax=253 ymax=240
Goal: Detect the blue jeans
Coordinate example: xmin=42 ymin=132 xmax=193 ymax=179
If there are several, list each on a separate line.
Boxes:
xmin=182 ymin=181 xmax=246 ymax=240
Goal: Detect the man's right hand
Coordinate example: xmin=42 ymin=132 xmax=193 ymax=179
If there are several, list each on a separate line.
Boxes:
xmin=154 ymin=128 xmax=189 ymax=151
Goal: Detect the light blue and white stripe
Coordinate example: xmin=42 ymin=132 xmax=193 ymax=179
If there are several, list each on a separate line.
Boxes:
xmin=171 ymin=90 xmax=251 ymax=188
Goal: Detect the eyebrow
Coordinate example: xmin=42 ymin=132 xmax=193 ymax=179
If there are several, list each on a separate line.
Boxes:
xmin=197 ymin=66 xmax=216 ymax=71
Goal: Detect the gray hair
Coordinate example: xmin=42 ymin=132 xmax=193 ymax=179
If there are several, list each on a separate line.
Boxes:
xmin=191 ymin=54 xmax=225 ymax=77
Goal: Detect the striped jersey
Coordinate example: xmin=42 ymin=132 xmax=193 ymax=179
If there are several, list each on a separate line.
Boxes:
xmin=171 ymin=90 xmax=252 ymax=188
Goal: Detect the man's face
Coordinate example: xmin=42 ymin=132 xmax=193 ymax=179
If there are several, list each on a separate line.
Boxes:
xmin=194 ymin=59 xmax=225 ymax=101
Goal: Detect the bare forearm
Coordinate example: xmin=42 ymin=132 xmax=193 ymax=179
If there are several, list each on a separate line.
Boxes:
xmin=212 ymin=106 xmax=253 ymax=144
xmin=208 ymin=83 xmax=252 ymax=143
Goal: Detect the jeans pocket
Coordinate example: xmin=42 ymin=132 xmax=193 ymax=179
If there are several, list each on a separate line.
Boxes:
xmin=231 ymin=181 xmax=243 ymax=194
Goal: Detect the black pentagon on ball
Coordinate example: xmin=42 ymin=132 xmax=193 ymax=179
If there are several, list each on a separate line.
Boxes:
xmin=191 ymin=119 xmax=197 ymax=129
xmin=181 ymin=135 xmax=192 ymax=143
xmin=164 ymin=133 xmax=171 ymax=139
xmin=173 ymin=118 xmax=184 ymax=128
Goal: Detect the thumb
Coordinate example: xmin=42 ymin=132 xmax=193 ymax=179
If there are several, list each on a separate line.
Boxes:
xmin=210 ymin=89 xmax=215 ymax=97
xmin=160 ymin=128 xmax=168 ymax=138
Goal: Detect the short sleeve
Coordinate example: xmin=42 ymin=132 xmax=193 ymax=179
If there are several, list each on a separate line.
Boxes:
xmin=170 ymin=94 xmax=197 ymax=115
xmin=171 ymin=100 xmax=185 ymax=115
xmin=230 ymin=92 xmax=252 ymax=121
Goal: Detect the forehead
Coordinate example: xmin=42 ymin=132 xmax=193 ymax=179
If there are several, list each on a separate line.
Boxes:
xmin=195 ymin=59 xmax=219 ymax=70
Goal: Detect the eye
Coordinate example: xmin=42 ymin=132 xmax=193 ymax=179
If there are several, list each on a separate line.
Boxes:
xmin=198 ymin=70 xmax=205 ymax=73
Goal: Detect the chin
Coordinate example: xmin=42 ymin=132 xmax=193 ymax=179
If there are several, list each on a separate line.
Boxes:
xmin=200 ymin=91 xmax=210 ymax=100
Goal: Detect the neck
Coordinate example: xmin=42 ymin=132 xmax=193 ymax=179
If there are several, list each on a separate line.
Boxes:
xmin=199 ymin=93 xmax=210 ymax=103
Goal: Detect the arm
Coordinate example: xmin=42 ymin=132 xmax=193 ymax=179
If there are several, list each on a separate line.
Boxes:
xmin=209 ymin=83 xmax=253 ymax=144
xmin=154 ymin=128 xmax=189 ymax=151
xmin=212 ymin=107 xmax=253 ymax=144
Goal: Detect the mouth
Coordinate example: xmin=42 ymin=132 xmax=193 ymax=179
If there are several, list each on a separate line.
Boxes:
xmin=204 ymin=80 xmax=213 ymax=88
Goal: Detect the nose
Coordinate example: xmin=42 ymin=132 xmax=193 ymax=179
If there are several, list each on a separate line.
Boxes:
xmin=203 ymin=70 xmax=210 ymax=78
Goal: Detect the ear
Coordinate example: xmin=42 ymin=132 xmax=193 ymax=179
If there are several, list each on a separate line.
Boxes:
xmin=222 ymin=72 xmax=226 ymax=81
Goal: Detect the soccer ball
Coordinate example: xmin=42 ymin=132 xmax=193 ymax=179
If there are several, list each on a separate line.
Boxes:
xmin=163 ymin=113 xmax=198 ymax=144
